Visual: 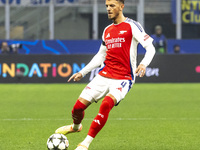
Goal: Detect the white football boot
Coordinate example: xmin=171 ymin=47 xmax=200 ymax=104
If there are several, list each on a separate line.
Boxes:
xmin=55 ymin=124 xmax=82 ymax=135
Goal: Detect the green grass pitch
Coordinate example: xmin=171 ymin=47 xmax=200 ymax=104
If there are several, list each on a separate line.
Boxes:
xmin=0 ymin=83 xmax=200 ymax=150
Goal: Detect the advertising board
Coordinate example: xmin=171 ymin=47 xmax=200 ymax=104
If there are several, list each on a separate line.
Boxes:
xmin=0 ymin=54 xmax=199 ymax=83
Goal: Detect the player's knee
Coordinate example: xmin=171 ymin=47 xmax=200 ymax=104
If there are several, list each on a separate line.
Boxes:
xmin=100 ymin=96 xmax=115 ymax=111
xmin=100 ymin=100 xmax=110 ymax=111
xmin=72 ymin=100 xmax=86 ymax=114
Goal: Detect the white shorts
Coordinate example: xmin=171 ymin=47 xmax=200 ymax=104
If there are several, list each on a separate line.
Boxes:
xmin=79 ymin=74 xmax=135 ymax=104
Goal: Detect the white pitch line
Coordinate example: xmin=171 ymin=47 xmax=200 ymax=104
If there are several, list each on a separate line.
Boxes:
xmin=1 ymin=118 xmax=200 ymax=121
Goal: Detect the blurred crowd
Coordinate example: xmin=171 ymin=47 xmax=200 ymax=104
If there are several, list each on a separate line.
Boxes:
xmin=0 ymin=41 xmax=22 ymax=54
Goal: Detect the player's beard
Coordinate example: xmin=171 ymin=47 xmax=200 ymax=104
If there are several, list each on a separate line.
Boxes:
xmin=108 ymin=12 xmax=120 ymax=22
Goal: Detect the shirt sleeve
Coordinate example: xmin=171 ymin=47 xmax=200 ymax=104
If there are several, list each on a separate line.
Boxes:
xmin=140 ymin=43 xmax=155 ymax=67
xmin=132 ymin=21 xmax=153 ymax=48
xmin=131 ymin=21 xmax=155 ymax=67
xmin=79 ymin=44 xmax=107 ymax=77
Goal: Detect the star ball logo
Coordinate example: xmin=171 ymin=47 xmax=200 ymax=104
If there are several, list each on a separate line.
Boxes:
xmin=195 ymin=66 xmax=200 ymax=73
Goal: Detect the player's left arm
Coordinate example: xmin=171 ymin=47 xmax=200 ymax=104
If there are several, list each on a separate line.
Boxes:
xmin=132 ymin=22 xmax=156 ymax=77
xmin=136 ymin=43 xmax=155 ymax=77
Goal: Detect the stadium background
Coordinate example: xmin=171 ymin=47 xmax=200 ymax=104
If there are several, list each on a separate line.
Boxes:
xmin=0 ymin=0 xmax=200 ymax=150
xmin=0 ymin=0 xmax=200 ymax=83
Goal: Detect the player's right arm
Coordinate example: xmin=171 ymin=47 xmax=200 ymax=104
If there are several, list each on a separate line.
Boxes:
xmin=68 ymin=43 xmax=107 ymax=82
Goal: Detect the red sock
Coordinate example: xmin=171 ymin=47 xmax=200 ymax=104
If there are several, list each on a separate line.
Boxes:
xmin=88 ymin=96 xmax=115 ymax=138
xmin=72 ymin=100 xmax=87 ymax=124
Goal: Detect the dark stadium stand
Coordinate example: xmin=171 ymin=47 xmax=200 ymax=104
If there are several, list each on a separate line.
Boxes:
xmin=0 ymin=39 xmax=200 ymax=54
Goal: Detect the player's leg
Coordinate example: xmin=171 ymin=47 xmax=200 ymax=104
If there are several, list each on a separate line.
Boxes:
xmin=75 ymin=79 xmax=133 ymax=150
xmin=87 ymin=94 xmax=116 ymax=137
xmin=55 ymin=74 xmax=108 ymax=136
xmin=75 ymin=94 xmax=116 ymax=150
xmin=55 ymin=97 xmax=90 ymax=135
xmin=71 ymin=97 xmax=91 ymax=131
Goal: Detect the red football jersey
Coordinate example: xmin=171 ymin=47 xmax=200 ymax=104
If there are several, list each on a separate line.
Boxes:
xmin=98 ymin=18 xmax=153 ymax=80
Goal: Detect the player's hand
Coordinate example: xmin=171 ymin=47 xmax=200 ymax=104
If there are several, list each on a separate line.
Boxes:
xmin=135 ymin=64 xmax=146 ymax=77
xmin=68 ymin=73 xmax=83 ymax=82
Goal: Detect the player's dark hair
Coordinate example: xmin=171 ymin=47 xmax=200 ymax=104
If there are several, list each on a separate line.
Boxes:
xmin=117 ymin=0 xmax=124 ymax=4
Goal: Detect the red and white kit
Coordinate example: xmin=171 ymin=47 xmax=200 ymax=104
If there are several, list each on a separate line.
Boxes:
xmin=79 ymin=18 xmax=155 ymax=103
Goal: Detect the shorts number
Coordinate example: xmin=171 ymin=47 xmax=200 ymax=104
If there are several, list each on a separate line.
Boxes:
xmin=121 ymin=81 xmax=127 ymax=88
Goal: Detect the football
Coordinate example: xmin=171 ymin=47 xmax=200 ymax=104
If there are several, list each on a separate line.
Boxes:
xmin=47 ymin=133 xmax=69 ymax=150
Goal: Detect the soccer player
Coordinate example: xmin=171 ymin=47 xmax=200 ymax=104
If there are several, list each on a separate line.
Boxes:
xmin=55 ymin=0 xmax=155 ymax=149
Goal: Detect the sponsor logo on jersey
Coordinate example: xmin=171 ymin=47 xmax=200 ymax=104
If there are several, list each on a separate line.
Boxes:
xmin=105 ymin=37 xmax=125 ymax=45
xmin=105 ymin=37 xmax=125 ymax=49
xmin=106 ymin=33 xmax=110 ymax=38
xmin=119 ymin=30 xmax=127 ymax=35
